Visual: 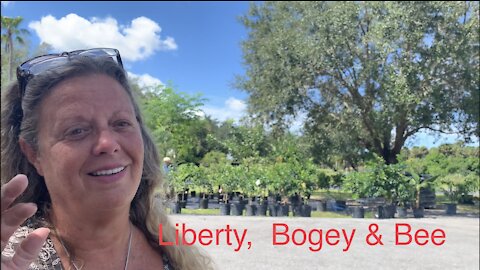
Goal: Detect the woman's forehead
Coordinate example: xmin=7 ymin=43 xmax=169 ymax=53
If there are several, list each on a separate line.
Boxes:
xmin=46 ymin=74 xmax=129 ymax=101
xmin=39 ymin=74 xmax=135 ymax=118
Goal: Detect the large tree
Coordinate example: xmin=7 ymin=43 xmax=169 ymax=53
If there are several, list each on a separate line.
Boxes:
xmin=1 ymin=16 xmax=30 ymax=82
xmin=237 ymin=1 xmax=479 ymax=164
xmin=135 ymin=84 xmax=214 ymax=164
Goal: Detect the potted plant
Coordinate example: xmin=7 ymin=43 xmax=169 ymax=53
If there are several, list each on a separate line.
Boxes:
xmin=268 ymin=162 xmax=298 ymax=216
xmin=314 ymin=169 xmax=337 ymax=212
xmin=207 ymin=163 xmax=240 ymax=215
xmin=343 ymin=158 xmax=411 ymax=219
xmin=409 ymin=172 xmax=437 ymax=218
xmin=295 ymin=160 xmax=319 ymax=217
xmin=436 ymin=173 xmax=468 ymax=215
xmin=241 ymin=162 xmax=268 ymax=216
xmin=396 ymin=175 xmax=416 ymax=218
xmin=169 ymin=163 xmax=197 ymax=213
xmin=192 ymin=166 xmax=211 ymax=209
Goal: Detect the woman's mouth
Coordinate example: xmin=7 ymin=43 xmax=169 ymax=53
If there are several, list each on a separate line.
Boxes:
xmin=89 ymin=166 xmax=126 ymax=176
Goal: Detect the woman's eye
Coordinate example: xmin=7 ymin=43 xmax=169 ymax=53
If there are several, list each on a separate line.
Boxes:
xmin=65 ymin=127 xmax=89 ymax=139
xmin=115 ymin=120 xmax=132 ymax=128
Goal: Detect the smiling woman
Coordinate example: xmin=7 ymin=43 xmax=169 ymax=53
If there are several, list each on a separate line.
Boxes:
xmin=1 ymin=49 xmax=213 ymax=269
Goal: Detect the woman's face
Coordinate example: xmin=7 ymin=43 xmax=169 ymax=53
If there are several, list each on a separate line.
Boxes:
xmin=29 ymin=74 xmax=144 ymax=212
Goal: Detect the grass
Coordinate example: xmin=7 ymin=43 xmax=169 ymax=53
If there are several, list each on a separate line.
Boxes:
xmin=169 ymin=207 xmax=356 ymax=218
xmin=456 ymin=204 xmax=480 ymax=214
xmin=170 ymin=208 xmax=221 ymax=215
xmin=310 ymin=211 xmax=351 ymax=218
xmin=310 ymin=190 xmax=353 ymax=201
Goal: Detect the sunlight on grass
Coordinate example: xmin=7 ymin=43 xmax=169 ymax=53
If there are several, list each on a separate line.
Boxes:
xmin=457 ymin=204 xmax=480 ymax=214
xmin=168 ymin=207 xmax=357 ymax=218
xmin=310 ymin=190 xmax=353 ymax=201
xmin=170 ymin=208 xmax=221 ymax=215
xmin=310 ymin=211 xmax=352 ymax=218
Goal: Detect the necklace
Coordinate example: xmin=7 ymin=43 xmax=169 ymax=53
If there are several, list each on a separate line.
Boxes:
xmin=57 ymin=223 xmax=133 ymax=270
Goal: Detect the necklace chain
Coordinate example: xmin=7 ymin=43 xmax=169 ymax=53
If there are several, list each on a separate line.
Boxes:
xmin=57 ymin=224 xmax=133 ymax=270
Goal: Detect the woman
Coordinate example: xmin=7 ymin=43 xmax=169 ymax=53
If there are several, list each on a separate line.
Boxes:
xmin=1 ymin=48 xmax=213 ymax=269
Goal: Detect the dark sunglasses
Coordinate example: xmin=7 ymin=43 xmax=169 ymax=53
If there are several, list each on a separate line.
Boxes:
xmin=16 ymin=48 xmax=123 ymax=97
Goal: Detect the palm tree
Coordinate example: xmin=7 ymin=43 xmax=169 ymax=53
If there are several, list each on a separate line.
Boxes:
xmin=1 ymin=16 xmax=30 ymax=82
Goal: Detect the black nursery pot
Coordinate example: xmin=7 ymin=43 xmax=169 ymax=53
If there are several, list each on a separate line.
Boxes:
xmin=220 ymin=203 xmax=231 ymax=215
xmin=256 ymin=203 xmax=267 ymax=216
xmin=445 ymin=203 xmax=457 ymax=215
xmin=277 ymin=204 xmax=290 ymax=217
xmin=301 ymin=204 xmax=312 ymax=217
xmin=230 ymin=203 xmax=244 ymax=216
xmin=199 ymin=198 xmax=209 ymax=209
xmin=316 ymin=200 xmax=327 ymax=212
xmin=269 ymin=204 xmax=280 ymax=217
xmin=352 ymin=206 xmax=364 ymax=218
xmin=413 ymin=207 xmax=424 ymax=218
xmin=397 ymin=207 xmax=408 ymax=218
xmin=245 ymin=204 xmax=257 ymax=216
xmin=171 ymin=201 xmax=182 ymax=214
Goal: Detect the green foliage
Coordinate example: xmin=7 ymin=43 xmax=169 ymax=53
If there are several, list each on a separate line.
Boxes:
xmin=137 ymin=85 xmax=211 ymax=164
xmin=202 ymin=163 xmax=243 ymax=202
xmin=208 ymin=121 xmax=272 ymax=162
xmin=403 ymin=142 xmax=479 ymax=203
xmin=267 ymin=161 xmax=302 ymax=198
xmin=169 ymin=163 xmax=198 ymax=193
xmin=237 ymin=1 xmax=479 ymax=165
xmin=343 ymin=156 xmax=413 ymax=204
xmin=437 ymin=173 xmax=470 ymax=203
xmin=200 ymin=151 xmax=228 ymax=167
xmin=240 ymin=159 xmax=269 ymax=198
xmin=261 ymin=158 xmax=332 ymax=201
xmin=317 ymin=168 xmax=343 ymax=189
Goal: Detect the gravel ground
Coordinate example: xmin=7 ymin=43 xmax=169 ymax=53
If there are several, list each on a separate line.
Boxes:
xmin=168 ymin=214 xmax=479 ymax=270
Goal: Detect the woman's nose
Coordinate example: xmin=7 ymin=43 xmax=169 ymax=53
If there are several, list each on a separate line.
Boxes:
xmin=93 ymin=129 xmax=120 ymax=155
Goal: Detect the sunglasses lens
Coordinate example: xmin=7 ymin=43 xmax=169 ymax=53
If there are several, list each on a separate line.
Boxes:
xmin=79 ymin=49 xmax=121 ymax=66
xmin=27 ymin=57 xmax=70 ymax=75
xmin=18 ymin=48 xmax=123 ymax=96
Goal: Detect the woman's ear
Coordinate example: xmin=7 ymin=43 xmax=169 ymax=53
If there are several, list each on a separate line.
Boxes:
xmin=19 ymin=138 xmax=44 ymax=176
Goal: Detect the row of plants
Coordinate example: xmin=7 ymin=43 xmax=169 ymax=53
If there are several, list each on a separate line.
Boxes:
xmin=166 ymin=155 xmax=342 ymax=207
xmin=166 ymin=151 xmax=479 ymax=217
xmin=342 ymin=155 xmax=479 ymax=216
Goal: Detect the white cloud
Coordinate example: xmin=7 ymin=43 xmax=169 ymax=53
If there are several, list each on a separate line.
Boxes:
xmin=203 ymin=98 xmax=307 ymax=133
xmin=28 ymin=14 xmax=177 ymax=62
xmin=1 ymin=1 xmax=13 ymax=7
xmin=202 ymin=97 xmax=247 ymax=122
xmin=127 ymin=72 xmax=164 ymax=90
xmin=225 ymin=97 xmax=247 ymax=112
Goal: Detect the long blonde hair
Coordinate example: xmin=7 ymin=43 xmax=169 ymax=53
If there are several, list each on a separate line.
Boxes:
xmin=1 ymin=57 xmax=214 ymax=269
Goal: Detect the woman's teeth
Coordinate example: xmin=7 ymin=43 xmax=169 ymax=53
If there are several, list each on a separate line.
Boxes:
xmin=91 ymin=166 xmax=125 ymax=176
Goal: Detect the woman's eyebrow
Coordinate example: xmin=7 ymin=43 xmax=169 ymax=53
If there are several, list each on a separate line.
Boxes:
xmin=51 ymin=115 xmax=89 ymax=130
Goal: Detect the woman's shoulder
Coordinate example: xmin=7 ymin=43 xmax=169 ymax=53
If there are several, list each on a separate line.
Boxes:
xmin=2 ymin=223 xmax=63 ymax=270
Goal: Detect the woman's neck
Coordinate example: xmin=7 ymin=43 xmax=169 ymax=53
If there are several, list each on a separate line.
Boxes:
xmin=50 ymin=203 xmax=131 ymax=252
xmin=50 ymin=204 xmax=134 ymax=270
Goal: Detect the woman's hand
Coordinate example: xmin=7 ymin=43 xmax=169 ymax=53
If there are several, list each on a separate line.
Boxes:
xmin=1 ymin=174 xmax=49 ymax=269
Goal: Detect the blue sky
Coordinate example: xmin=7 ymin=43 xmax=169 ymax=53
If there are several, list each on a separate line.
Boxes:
xmin=2 ymin=1 xmax=250 ymax=120
xmin=1 ymin=1 xmax=475 ymax=149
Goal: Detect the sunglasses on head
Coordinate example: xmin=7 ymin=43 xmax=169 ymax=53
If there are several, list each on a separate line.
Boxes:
xmin=17 ymin=48 xmax=123 ymax=97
